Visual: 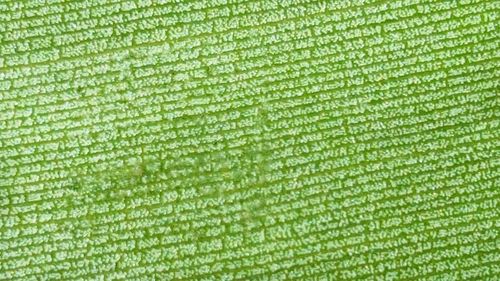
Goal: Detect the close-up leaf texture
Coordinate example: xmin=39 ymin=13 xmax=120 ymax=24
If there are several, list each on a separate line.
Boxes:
xmin=0 ymin=0 xmax=499 ymax=280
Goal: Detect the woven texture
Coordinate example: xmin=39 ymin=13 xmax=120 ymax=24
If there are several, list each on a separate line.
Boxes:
xmin=0 ymin=0 xmax=499 ymax=280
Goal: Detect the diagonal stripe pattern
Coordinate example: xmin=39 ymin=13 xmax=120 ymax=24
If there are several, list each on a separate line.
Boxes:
xmin=0 ymin=0 xmax=499 ymax=280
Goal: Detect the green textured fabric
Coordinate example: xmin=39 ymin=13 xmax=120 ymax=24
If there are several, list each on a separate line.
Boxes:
xmin=0 ymin=0 xmax=499 ymax=280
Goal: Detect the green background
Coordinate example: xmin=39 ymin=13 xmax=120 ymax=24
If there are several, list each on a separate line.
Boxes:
xmin=0 ymin=0 xmax=498 ymax=280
